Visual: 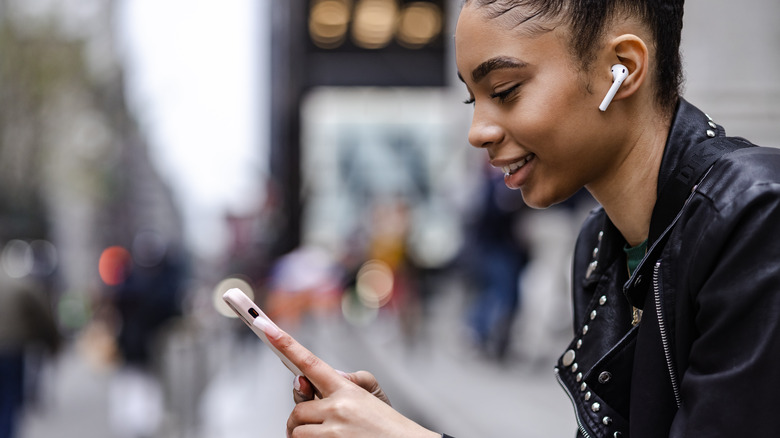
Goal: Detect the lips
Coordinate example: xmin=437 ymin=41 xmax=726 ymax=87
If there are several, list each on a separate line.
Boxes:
xmin=499 ymin=154 xmax=535 ymax=177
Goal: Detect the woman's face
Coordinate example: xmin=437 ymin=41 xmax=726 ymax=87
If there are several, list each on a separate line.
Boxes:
xmin=455 ymin=4 xmax=625 ymax=208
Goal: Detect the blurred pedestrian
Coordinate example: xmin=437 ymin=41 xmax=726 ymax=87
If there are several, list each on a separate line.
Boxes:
xmin=265 ymin=243 xmax=342 ymax=327
xmin=365 ymin=197 xmax=425 ymax=345
xmin=108 ymin=231 xmax=184 ymax=438
xmin=264 ymin=1 xmax=780 ymax=437
xmin=0 ymin=266 xmax=60 ymax=438
xmin=464 ymin=165 xmax=528 ymax=360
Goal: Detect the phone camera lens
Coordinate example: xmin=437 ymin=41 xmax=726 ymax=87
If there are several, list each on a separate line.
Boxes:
xmin=248 ymin=308 xmax=259 ymax=318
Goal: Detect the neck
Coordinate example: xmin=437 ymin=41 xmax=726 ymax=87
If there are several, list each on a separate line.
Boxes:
xmin=588 ymin=112 xmax=670 ymax=247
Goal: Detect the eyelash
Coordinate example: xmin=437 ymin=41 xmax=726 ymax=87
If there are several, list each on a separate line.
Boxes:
xmin=462 ymin=83 xmax=521 ymax=105
xmin=490 ymin=84 xmax=521 ymax=103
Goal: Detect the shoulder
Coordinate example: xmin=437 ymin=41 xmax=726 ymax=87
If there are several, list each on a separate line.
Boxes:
xmin=696 ymin=140 xmax=780 ymax=211
xmin=674 ymin=140 xmax=780 ymax=290
xmin=680 ymin=138 xmax=780 ymax=242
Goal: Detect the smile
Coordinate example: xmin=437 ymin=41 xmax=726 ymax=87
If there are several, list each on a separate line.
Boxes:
xmin=501 ymin=154 xmax=535 ymax=176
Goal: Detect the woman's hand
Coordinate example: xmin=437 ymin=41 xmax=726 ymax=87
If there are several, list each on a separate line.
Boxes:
xmin=261 ymin=322 xmax=439 ymax=438
xmin=287 ymin=377 xmax=431 ymax=438
xmin=292 ymin=370 xmax=391 ymax=406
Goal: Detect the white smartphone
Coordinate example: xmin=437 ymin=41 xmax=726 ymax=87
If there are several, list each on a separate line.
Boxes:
xmin=222 ymin=288 xmax=302 ymax=375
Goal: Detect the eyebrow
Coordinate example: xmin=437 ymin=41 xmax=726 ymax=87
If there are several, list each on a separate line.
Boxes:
xmin=458 ymin=56 xmax=529 ymax=84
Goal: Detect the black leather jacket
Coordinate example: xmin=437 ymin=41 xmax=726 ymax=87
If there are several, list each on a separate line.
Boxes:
xmin=556 ymin=99 xmax=780 ymax=437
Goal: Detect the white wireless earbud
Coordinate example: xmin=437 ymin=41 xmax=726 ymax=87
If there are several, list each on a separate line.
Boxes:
xmin=599 ymin=64 xmax=629 ymax=112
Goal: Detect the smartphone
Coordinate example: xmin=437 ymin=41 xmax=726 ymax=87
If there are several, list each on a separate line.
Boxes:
xmin=222 ymin=288 xmax=302 ymax=375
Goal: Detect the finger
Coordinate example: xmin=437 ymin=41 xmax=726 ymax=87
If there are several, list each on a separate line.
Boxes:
xmin=303 ymin=375 xmax=324 ymax=399
xmin=287 ymin=400 xmax=324 ymax=434
xmin=340 ymin=370 xmax=391 ymax=405
xmin=260 ymin=323 xmax=345 ymax=396
xmin=288 ymin=423 xmax=320 ymax=438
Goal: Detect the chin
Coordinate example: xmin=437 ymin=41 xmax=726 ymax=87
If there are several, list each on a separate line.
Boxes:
xmin=519 ymin=187 xmax=574 ymax=210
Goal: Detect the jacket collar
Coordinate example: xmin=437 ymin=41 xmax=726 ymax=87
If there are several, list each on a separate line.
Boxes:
xmin=648 ymin=98 xmax=725 ymax=243
xmin=615 ymin=98 xmax=725 ymax=308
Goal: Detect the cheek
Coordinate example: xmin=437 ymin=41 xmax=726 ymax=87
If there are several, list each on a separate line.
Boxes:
xmin=511 ymin=78 xmax=591 ymax=146
xmin=509 ymin=104 xmax=606 ymax=206
xmin=518 ymin=79 xmax=604 ymax=163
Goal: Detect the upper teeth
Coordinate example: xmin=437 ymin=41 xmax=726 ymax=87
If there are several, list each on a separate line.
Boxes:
xmin=502 ymin=155 xmax=533 ymax=176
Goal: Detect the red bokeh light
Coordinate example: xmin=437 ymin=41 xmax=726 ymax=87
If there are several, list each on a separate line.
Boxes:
xmin=98 ymin=246 xmax=132 ymax=286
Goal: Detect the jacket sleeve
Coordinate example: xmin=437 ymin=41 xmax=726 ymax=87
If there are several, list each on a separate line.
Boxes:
xmin=671 ymin=181 xmax=780 ymax=436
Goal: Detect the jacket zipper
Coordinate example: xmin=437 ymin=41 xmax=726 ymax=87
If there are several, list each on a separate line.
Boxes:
xmin=653 ymin=260 xmax=682 ymax=408
xmin=555 ymin=368 xmax=592 ymax=438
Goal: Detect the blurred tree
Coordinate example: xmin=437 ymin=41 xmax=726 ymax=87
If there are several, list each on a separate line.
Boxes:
xmin=0 ymin=1 xmax=184 ymax=330
xmin=0 ymin=21 xmax=73 ymax=241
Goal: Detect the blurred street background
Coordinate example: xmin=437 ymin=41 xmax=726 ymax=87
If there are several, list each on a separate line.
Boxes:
xmin=0 ymin=0 xmax=778 ymax=437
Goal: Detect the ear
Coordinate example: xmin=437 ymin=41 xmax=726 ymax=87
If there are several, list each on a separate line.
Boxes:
xmin=604 ymin=35 xmax=649 ymax=103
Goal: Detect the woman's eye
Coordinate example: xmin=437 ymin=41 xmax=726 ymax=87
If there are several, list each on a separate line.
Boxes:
xmin=463 ymin=96 xmax=475 ymax=105
xmin=490 ymin=84 xmax=521 ymax=103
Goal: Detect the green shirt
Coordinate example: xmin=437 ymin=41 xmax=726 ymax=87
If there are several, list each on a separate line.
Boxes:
xmin=624 ymin=239 xmax=648 ymax=277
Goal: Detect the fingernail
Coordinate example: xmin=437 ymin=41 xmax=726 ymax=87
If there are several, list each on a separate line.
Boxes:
xmin=336 ymin=369 xmax=349 ymax=379
xmin=253 ymin=317 xmax=282 ymax=340
xmin=294 ymin=375 xmax=302 ymax=391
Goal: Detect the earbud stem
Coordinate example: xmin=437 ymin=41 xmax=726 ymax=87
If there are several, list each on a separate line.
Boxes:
xmin=599 ymin=64 xmax=628 ymax=112
xmin=599 ymin=81 xmax=622 ymax=111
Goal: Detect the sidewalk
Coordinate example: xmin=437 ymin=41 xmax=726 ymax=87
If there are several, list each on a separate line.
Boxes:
xmin=17 ymin=324 xmax=298 ymax=438
xmin=18 ymin=345 xmax=118 ymax=438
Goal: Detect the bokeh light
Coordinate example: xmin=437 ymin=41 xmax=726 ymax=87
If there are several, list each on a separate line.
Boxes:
xmin=1 ymin=240 xmax=34 ymax=278
xmin=30 ymin=239 xmax=59 ymax=276
xmin=213 ymin=276 xmax=255 ymax=318
xmin=397 ymin=2 xmax=442 ymax=48
xmin=407 ymin=213 xmax=462 ymax=269
xmin=355 ymin=259 xmax=394 ymax=308
xmin=98 ymin=246 xmax=132 ymax=286
xmin=308 ymin=0 xmax=444 ymax=51
xmin=351 ymin=0 xmax=398 ymax=49
xmin=309 ymin=0 xmax=351 ymax=49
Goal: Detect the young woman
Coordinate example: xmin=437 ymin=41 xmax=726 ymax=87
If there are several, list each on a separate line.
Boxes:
xmin=264 ymin=0 xmax=780 ymax=436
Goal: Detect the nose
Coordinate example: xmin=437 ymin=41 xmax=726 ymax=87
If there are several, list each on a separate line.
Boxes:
xmin=467 ymin=106 xmax=504 ymax=149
